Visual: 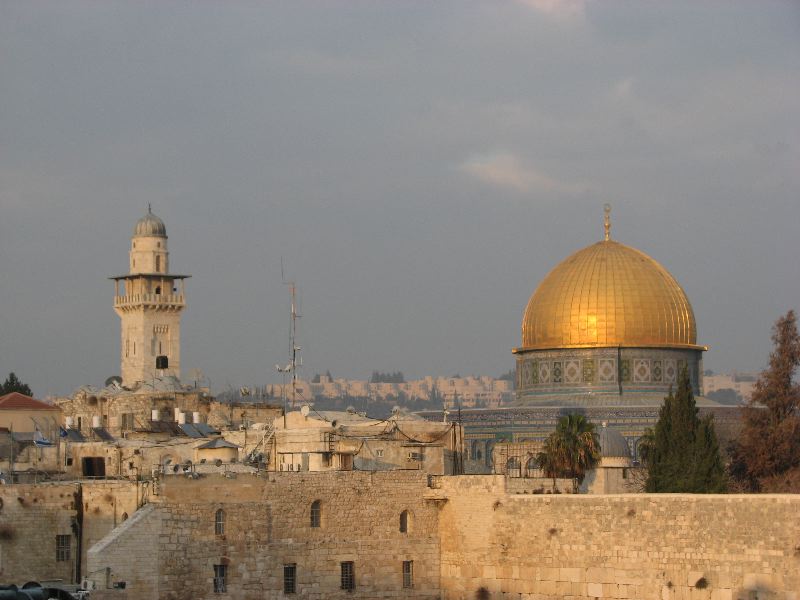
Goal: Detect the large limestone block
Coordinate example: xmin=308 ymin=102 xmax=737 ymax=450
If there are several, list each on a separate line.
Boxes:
xmin=588 ymin=581 xmax=604 ymax=597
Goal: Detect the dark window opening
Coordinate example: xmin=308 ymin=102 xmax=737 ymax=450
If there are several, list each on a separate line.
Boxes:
xmin=215 ymin=509 xmax=225 ymax=535
xmin=283 ymin=564 xmax=296 ymax=594
xmin=121 ymin=413 xmax=135 ymax=431
xmin=213 ymin=564 xmax=227 ymax=593
xmin=310 ymin=500 xmax=321 ymax=528
xmin=402 ymin=560 xmax=413 ymax=589
xmin=340 ymin=561 xmax=355 ymax=591
xmin=82 ymin=456 xmax=106 ymax=478
xmin=155 ymin=286 xmax=161 ymax=295
xmin=400 ymin=510 xmax=409 ymax=533
xmin=56 ymin=535 xmax=71 ymax=562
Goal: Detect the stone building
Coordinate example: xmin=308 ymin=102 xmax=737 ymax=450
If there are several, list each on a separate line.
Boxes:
xmin=0 ymin=393 xmax=63 ymax=478
xmin=53 ymin=208 xmax=283 ymax=447
xmin=59 ymin=473 xmax=799 ymax=600
xmin=271 ymin=408 xmax=463 ymax=475
xmin=110 ymin=207 xmax=190 ymax=386
xmin=579 ymin=423 xmax=635 ymax=494
xmin=0 ymin=392 xmax=62 ymax=436
xmin=703 ymin=371 xmax=756 ymax=402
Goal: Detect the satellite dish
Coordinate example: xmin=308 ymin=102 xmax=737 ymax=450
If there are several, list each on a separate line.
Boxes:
xmin=105 ymin=375 xmax=123 ymax=387
xmin=300 ymin=405 xmax=310 ymax=417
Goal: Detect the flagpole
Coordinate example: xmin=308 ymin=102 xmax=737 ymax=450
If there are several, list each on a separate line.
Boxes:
xmin=9 ymin=423 xmax=13 ymax=483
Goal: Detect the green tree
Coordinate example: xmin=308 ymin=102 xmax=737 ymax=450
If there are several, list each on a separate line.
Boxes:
xmin=645 ymin=368 xmax=727 ymax=493
xmin=637 ymin=427 xmax=655 ymax=466
xmin=0 ymin=372 xmax=32 ymax=396
xmin=729 ymin=310 xmax=800 ymax=491
xmin=536 ymin=414 xmax=600 ymax=491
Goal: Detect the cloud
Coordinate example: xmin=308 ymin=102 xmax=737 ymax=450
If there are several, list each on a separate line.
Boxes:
xmin=459 ymin=152 xmax=588 ymax=195
xmin=516 ymin=0 xmax=587 ymax=19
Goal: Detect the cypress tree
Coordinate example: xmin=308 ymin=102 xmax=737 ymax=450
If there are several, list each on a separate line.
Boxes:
xmin=0 ymin=372 xmax=32 ymax=397
xmin=645 ymin=367 xmax=727 ymax=493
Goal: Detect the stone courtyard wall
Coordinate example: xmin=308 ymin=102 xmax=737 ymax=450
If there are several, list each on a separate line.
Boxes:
xmin=431 ymin=475 xmax=800 ymax=600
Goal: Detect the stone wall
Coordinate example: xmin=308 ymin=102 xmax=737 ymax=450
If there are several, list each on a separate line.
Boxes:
xmin=80 ymin=481 xmax=145 ymax=579
xmin=87 ymin=471 xmax=441 ymax=599
xmin=86 ymin=504 xmax=161 ymax=600
xmin=0 ymin=483 xmax=79 ymax=584
xmin=8 ymin=475 xmax=800 ymax=599
xmin=431 ymin=476 xmax=800 ymax=599
xmin=0 ymin=481 xmax=142 ymax=586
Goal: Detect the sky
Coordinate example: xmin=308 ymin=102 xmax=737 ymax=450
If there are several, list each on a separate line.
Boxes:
xmin=1 ymin=1 xmax=799 ymax=398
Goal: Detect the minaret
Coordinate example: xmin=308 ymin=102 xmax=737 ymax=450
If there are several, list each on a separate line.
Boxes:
xmin=110 ymin=207 xmax=190 ymax=386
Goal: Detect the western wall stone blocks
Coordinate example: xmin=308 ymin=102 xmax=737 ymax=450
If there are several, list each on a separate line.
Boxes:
xmin=588 ymin=581 xmax=604 ymax=597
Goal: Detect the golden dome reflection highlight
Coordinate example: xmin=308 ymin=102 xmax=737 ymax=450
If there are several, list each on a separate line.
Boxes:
xmin=518 ymin=237 xmax=703 ymax=352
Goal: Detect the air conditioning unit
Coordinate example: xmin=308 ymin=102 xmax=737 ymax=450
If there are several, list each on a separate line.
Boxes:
xmin=81 ymin=579 xmax=96 ymax=591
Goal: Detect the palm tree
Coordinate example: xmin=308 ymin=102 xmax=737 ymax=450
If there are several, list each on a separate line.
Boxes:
xmin=637 ymin=427 xmax=656 ymax=467
xmin=537 ymin=414 xmax=601 ymax=492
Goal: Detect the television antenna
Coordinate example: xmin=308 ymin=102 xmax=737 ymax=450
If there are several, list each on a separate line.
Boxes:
xmin=279 ymin=257 xmax=302 ymax=413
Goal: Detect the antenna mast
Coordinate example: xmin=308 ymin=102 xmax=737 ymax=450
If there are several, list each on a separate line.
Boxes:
xmin=280 ymin=257 xmax=302 ymax=409
xmin=289 ymin=281 xmax=301 ymax=407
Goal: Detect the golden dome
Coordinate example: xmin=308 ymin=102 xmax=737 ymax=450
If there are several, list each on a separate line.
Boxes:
xmin=519 ymin=240 xmax=700 ymax=350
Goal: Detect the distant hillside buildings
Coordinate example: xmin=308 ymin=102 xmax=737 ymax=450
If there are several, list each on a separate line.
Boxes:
xmin=263 ymin=374 xmax=514 ymax=408
xmin=703 ymin=371 xmax=756 ymax=402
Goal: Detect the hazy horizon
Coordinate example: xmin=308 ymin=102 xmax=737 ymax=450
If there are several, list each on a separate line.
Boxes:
xmin=1 ymin=1 xmax=798 ymax=398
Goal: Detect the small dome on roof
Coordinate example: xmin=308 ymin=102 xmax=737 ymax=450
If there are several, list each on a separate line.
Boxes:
xmin=597 ymin=423 xmax=631 ymax=459
xmin=134 ymin=206 xmax=166 ymax=238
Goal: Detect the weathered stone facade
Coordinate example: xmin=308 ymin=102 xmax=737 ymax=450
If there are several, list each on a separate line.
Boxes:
xmin=81 ymin=474 xmax=800 ymax=600
xmin=0 ymin=481 xmax=142 ymax=585
xmin=432 ymin=476 xmax=800 ymax=599
xmin=88 ymin=472 xmax=441 ymax=599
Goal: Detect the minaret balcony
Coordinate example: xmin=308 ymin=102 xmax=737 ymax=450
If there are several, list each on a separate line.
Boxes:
xmin=114 ymin=293 xmax=185 ymax=309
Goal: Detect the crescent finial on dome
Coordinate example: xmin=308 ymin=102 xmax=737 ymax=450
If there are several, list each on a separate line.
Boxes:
xmin=603 ymin=203 xmax=611 ymax=241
